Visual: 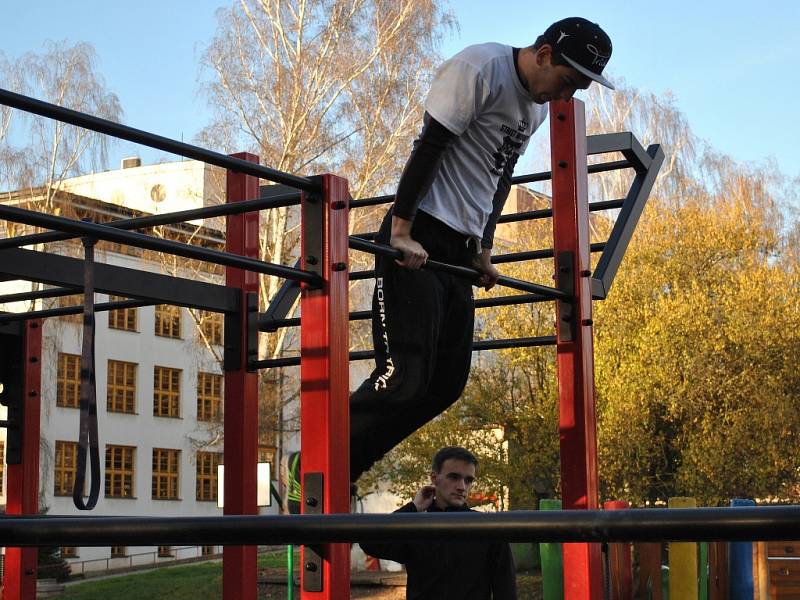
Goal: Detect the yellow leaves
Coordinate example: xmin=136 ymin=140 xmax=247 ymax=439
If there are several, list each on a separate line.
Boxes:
xmin=596 ymin=174 xmax=800 ymax=504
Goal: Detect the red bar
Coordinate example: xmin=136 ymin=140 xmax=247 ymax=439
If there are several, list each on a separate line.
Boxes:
xmin=550 ymin=98 xmax=602 ymax=599
xmin=604 ymin=500 xmax=633 ymax=599
xmin=300 ymin=174 xmax=350 ymax=600
xmin=223 ymin=153 xmax=261 ymax=600
xmin=3 ymin=320 xmax=43 ymax=600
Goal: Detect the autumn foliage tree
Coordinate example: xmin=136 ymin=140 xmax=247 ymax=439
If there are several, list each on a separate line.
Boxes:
xmin=361 ymin=80 xmax=800 ymax=508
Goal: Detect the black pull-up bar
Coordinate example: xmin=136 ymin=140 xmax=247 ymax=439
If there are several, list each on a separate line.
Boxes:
xmin=0 ymin=87 xmax=317 ymax=192
xmin=348 ymin=236 xmax=570 ymax=300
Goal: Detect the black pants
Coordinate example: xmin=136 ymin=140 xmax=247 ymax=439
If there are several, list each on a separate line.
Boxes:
xmin=350 ymin=209 xmax=476 ymax=481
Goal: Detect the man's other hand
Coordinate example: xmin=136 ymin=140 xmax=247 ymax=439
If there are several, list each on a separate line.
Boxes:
xmin=412 ymin=485 xmax=436 ymax=511
xmin=390 ymin=215 xmax=428 ymax=269
xmin=472 ymin=248 xmax=499 ymax=290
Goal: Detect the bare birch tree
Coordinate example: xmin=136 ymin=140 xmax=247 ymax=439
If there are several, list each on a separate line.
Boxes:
xmin=198 ymin=0 xmax=454 ymax=463
xmin=0 ymin=41 xmax=123 ymax=213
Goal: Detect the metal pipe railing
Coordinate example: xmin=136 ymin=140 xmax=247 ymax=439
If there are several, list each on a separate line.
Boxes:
xmin=0 ymin=192 xmax=301 ymax=251
xmin=348 ymin=237 xmax=569 ymax=300
xmin=0 ymin=299 xmax=154 ymax=324
xmin=0 ymin=87 xmax=317 ymax=192
xmin=0 ymin=286 xmax=81 ymax=304
xmin=0 ymin=203 xmax=318 ymax=284
xmin=258 ymin=292 xmax=553 ymax=331
xmin=2 ymin=506 xmax=799 ymax=546
xmin=252 ymin=336 xmax=557 ymax=369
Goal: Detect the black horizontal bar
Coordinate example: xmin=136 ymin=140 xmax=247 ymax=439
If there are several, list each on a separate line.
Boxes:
xmin=474 ymin=336 xmax=557 ymax=351
xmin=348 ymin=194 xmax=394 ymax=209
xmin=0 ymin=192 xmax=301 ymax=251
xmin=0 ymin=420 xmax=8 ymax=428
xmin=348 ymin=237 xmax=569 ymax=299
xmin=0 ymin=203 xmax=318 ymax=284
xmin=496 ymin=198 xmax=625 ymax=225
xmin=510 ymin=159 xmax=632 ymax=185
xmin=0 ymin=248 xmax=238 ymax=314
xmin=349 ymin=270 xmax=375 ymax=281
xmin=491 ymin=242 xmax=605 ymax=264
xmin=0 ymin=299 xmax=153 ymax=324
xmin=2 ymin=506 xmax=799 ymax=546
xmin=259 ymin=294 xmax=552 ymax=332
xmin=0 ymin=87 xmax=317 ymax=192
xmin=252 ymin=336 xmax=556 ymax=368
xmin=0 ymin=286 xmax=81 ymax=304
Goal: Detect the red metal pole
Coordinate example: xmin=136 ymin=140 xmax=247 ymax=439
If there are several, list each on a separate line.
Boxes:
xmin=3 ymin=319 xmax=43 ymax=600
xmin=604 ymin=500 xmax=633 ymax=599
xmin=299 ymin=174 xmax=350 ymax=600
xmin=223 ymin=153 xmax=260 ymax=600
xmin=550 ymin=98 xmax=603 ymax=599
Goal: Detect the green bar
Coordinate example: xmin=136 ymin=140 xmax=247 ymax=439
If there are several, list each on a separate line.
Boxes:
xmin=287 ymin=544 xmax=294 ymax=600
xmin=698 ymin=542 xmax=708 ymax=600
xmin=540 ymin=499 xmax=564 ymax=600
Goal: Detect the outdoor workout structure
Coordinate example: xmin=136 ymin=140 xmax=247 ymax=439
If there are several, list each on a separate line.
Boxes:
xmin=0 ymin=84 xmax=799 ymax=600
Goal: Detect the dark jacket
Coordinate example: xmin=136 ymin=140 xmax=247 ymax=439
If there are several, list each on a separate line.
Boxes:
xmin=359 ymin=502 xmax=517 ymax=600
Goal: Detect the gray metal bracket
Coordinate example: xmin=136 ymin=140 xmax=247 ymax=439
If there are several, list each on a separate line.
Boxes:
xmin=303 ymin=472 xmax=324 ymax=592
xmin=556 ymin=251 xmax=576 ymax=342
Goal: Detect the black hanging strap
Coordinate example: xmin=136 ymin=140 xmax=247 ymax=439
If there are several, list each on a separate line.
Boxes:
xmin=73 ymin=236 xmax=101 ymax=510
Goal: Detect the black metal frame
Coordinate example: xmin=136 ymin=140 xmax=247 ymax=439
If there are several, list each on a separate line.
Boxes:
xmin=1 ymin=506 xmax=798 ymax=546
xmin=586 ymin=134 xmax=665 ymax=299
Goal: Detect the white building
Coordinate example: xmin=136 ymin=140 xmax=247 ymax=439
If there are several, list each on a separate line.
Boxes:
xmin=0 ymin=158 xmax=279 ymax=575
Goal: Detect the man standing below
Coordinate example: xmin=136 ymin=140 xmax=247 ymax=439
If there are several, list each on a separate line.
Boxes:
xmin=350 ymin=17 xmax=615 ymax=483
xmin=360 ymin=447 xmax=517 ymax=599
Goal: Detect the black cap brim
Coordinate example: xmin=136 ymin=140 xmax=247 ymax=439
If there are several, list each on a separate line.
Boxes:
xmin=562 ymin=55 xmax=615 ymax=90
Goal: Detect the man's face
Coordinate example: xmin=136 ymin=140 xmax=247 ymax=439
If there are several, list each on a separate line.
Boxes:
xmin=430 ymin=458 xmax=476 ymax=508
xmin=528 ymin=46 xmax=592 ymax=104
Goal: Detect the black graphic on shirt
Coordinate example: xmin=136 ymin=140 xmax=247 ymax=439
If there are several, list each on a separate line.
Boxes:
xmin=491 ymin=135 xmax=524 ymax=175
xmin=491 ymin=124 xmax=529 ymax=175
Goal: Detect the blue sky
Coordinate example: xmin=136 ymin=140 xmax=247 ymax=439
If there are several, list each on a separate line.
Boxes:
xmin=2 ymin=0 xmax=798 ymax=181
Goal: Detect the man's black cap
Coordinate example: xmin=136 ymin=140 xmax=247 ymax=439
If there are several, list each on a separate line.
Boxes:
xmin=543 ymin=17 xmax=614 ymax=90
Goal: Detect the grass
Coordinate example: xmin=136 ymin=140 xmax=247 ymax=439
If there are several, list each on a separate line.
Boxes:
xmin=59 ymin=549 xmax=298 ymax=600
xmin=60 ymin=562 xmax=222 ymax=600
xmin=58 ymin=551 xmax=540 ymax=600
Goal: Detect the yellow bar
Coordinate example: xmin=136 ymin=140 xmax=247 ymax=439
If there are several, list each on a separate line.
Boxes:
xmin=753 ymin=541 xmax=770 ymax=600
xmin=669 ymin=497 xmax=698 ymax=600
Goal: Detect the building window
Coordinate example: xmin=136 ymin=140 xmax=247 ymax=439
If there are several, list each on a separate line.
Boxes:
xmin=153 ymin=366 xmax=181 ymax=418
xmin=197 ymin=372 xmax=222 ymax=422
xmin=105 ymin=445 xmax=135 ymax=498
xmin=107 ymin=360 xmax=137 ymax=414
xmin=198 ymin=311 xmax=223 ymax=346
xmin=155 ymin=305 xmax=182 ymax=339
xmin=201 ymin=545 xmax=216 ymax=557
xmin=158 ymin=546 xmax=173 ymax=558
xmin=57 ymin=352 xmax=81 ymax=408
xmin=152 ymin=448 xmax=180 ymax=500
xmin=61 ymin=547 xmax=77 ymax=558
xmin=54 ymin=441 xmax=79 ymax=496
xmin=258 ymin=446 xmax=275 ymax=465
xmin=56 ymin=294 xmax=83 ymax=324
xmin=110 ymin=546 xmax=127 ymax=558
xmin=108 ymin=295 xmax=138 ymax=332
xmin=196 ymin=451 xmax=222 ymax=502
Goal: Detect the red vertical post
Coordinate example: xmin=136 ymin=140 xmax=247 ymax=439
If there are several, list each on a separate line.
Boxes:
xmin=4 ymin=319 xmax=43 ymax=600
xmin=223 ymin=153 xmax=260 ymax=600
xmin=550 ymin=98 xmax=602 ymax=600
xmin=299 ymin=174 xmax=350 ymax=600
xmin=604 ymin=500 xmax=633 ymax=599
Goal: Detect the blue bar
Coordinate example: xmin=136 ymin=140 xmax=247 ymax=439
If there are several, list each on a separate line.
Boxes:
xmin=729 ymin=498 xmax=754 ymax=600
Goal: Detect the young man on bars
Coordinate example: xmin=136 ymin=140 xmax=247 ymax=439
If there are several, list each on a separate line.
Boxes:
xmin=350 ymin=17 xmax=615 ymax=483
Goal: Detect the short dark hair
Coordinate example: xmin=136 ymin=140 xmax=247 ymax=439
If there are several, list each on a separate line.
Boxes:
xmin=532 ymin=36 xmax=569 ymax=67
xmin=431 ymin=446 xmax=478 ymax=473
